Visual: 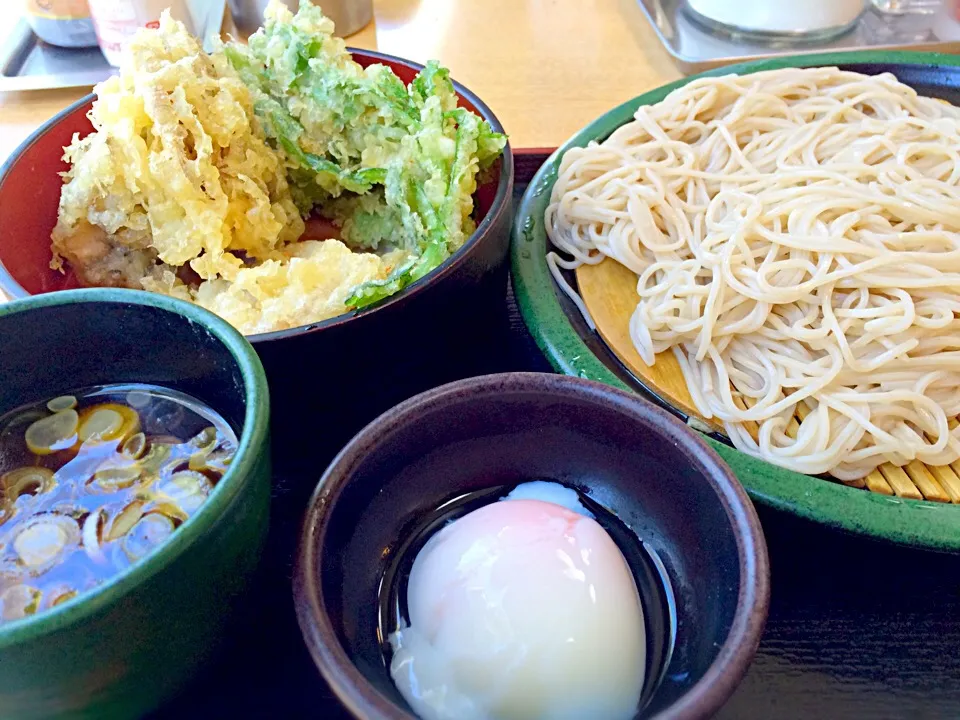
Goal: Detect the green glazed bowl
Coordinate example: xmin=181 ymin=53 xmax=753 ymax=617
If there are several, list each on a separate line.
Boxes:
xmin=0 ymin=288 xmax=271 ymax=719
xmin=512 ymin=50 xmax=960 ymax=552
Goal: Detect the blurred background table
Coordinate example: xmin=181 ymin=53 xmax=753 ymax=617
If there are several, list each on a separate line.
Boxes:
xmin=2 ymin=2 xmax=960 ymax=718
xmin=0 ymin=0 xmax=680 ymax=169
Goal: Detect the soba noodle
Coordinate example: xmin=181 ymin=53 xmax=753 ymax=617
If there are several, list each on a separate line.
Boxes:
xmin=546 ymin=67 xmax=960 ymax=480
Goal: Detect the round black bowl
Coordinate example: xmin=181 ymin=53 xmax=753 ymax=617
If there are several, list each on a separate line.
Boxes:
xmin=294 ymin=373 xmax=770 ymax=719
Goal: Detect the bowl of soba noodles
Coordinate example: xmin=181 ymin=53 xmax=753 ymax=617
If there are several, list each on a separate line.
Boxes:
xmin=0 ymin=288 xmax=271 ymax=719
xmin=512 ymin=50 xmax=960 ymax=551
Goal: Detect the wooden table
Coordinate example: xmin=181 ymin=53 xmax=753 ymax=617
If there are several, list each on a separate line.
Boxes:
xmin=0 ymin=0 xmax=681 ymax=162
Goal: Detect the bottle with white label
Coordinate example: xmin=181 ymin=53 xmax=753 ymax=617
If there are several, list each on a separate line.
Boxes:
xmin=24 ymin=0 xmax=100 ymax=48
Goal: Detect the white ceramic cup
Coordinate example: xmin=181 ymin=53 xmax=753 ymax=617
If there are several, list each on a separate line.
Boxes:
xmin=87 ymin=0 xmax=223 ymax=67
xmin=686 ymin=0 xmax=868 ymax=34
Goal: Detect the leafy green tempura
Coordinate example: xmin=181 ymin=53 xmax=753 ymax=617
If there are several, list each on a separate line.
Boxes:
xmin=224 ymin=0 xmax=506 ymax=309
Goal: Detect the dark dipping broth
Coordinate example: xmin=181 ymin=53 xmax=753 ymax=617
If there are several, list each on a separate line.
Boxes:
xmin=0 ymin=384 xmax=237 ymax=624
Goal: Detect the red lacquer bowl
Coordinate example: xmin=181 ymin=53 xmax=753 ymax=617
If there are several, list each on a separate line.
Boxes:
xmin=0 ymin=50 xmax=515 ymax=458
xmin=0 ymin=50 xmax=513 ymax=333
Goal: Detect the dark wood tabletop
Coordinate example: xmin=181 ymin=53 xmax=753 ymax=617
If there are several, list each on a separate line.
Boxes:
xmin=159 ymin=154 xmax=960 ymax=720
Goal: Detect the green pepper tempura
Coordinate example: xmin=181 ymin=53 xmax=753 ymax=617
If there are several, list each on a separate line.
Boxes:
xmin=225 ymin=1 xmax=506 ymax=309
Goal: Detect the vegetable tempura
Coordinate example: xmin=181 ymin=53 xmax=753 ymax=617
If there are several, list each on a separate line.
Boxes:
xmin=51 ymin=0 xmax=506 ymax=335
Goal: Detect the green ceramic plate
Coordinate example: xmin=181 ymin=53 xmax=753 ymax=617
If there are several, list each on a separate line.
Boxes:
xmin=512 ymin=50 xmax=960 ymax=551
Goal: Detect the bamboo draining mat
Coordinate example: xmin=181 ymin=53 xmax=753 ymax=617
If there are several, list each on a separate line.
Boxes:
xmin=576 ymin=258 xmax=960 ymax=503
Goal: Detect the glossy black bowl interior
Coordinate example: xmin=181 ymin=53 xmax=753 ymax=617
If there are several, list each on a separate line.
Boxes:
xmin=296 ymin=373 xmax=770 ymax=719
xmin=1 ymin=298 xmax=247 ymax=432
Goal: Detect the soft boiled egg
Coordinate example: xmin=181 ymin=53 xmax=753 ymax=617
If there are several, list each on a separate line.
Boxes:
xmin=388 ymin=483 xmax=646 ymax=720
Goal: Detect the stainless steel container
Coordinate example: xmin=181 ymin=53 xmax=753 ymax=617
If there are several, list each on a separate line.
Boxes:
xmin=228 ymin=0 xmax=372 ymax=37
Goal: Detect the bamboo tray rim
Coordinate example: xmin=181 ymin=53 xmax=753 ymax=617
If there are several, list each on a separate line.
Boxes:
xmin=574 ymin=258 xmax=960 ymax=505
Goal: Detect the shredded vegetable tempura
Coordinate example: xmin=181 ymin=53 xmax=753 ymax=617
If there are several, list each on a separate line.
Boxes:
xmin=51 ymin=0 xmax=505 ymax=334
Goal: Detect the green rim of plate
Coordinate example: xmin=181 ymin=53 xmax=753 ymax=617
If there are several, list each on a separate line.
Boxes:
xmin=512 ymin=50 xmax=960 ymax=551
